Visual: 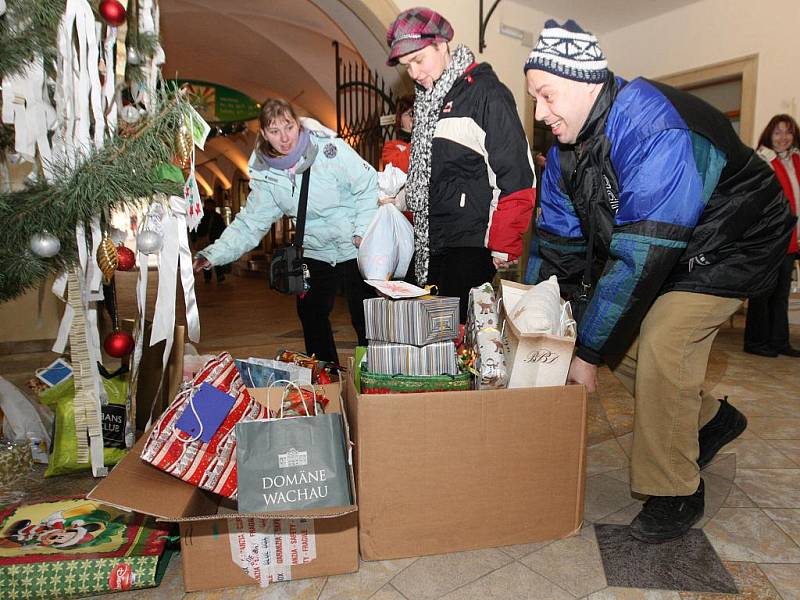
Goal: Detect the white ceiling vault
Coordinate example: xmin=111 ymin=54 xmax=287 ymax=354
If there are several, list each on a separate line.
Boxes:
xmin=508 ymin=0 xmax=704 ymax=34
xmin=159 ymin=0 xmax=402 ymax=191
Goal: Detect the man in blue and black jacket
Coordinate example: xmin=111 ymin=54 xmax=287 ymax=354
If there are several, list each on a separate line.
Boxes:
xmin=524 ymin=20 xmax=794 ymax=543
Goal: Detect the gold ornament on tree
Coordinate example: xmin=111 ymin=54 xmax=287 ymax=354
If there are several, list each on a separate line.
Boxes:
xmin=174 ymin=121 xmax=193 ymax=168
xmin=96 ymin=236 xmax=119 ymax=284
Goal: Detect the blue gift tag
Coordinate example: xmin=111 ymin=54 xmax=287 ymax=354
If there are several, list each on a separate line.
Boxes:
xmin=175 ymin=383 xmax=236 ymax=443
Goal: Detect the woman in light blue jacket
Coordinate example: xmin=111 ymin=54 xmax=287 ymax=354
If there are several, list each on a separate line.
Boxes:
xmin=193 ymin=98 xmax=378 ymax=364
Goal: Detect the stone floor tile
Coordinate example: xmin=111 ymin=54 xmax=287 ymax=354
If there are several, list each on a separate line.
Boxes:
xmin=588 ymin=438 xmax=631 ymax=476
xmin=718 ymin=438 xmax=798 ymax=469
xmin=677 ymin=561 xmax=781 ymax=600
xmin=520 ymin=527 xmax=607 ymax=597
xmin=722 ymin=485 xmax=756 ymax=508
xmin=605 ymin=467 xmax=631 ymax=484
xmin=757 ymin=564 xmax=800 ymax=600
xmin=496 ymin=539 xmax=554 ymax=560
xmin=617 ymin=433 xmax=634 ymax=458
xmin=762 ymin=508 xmax=800 ymax=546
xmin=370 ymin=584 xmax=408 ymax=600
xmin=595 ymin=525 xmax=736 ymax=594
xmin=584 ymin=474 xmax=636 ymax=522
xmin=703 ymin=508 xmax=800 ymax=563
xmin=390 ymin=549 xmax=511 ymax=600
xmin=697 ymin=472 xmax=734 ymax=528
xmin=596 ymin=501 xmax=643 ymax=526
xmin=767 ymin=440 xmax=800 ymax=467
xmin=439 ymin=561 xmax=573 ymax=600
xmin=734 ymin=469 xmax=800 ymax=508
xmin=702 ymin=453 xmax=737 ymax=480
xmin=586 ymin=588 xmax=681 ymax=599
xmin=319 ymin=558 xmax=416 ymax=600
xmin=746 ymin=417 xmax=800 ymax=440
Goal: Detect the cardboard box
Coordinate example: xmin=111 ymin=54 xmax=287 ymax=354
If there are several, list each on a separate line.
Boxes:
xmin=346 ymin=372 xmax=587 ymax=560
xmin=89 ymin=383 xmax=358 ymax=592
xmin=501 ymin=280 xmax=577 ymax=388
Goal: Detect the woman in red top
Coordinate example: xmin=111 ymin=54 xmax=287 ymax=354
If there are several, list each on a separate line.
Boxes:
xmin=380 ymin=95 xmax=414 ymax=173
xmin=744 ymin=114 xmax=800 ymax=357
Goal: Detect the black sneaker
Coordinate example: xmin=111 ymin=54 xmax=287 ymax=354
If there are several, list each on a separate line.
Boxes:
xmin=698 ymin=397 xmax=747 ymax=469
xmin=630 ymin=480 xmax=705 ymax=543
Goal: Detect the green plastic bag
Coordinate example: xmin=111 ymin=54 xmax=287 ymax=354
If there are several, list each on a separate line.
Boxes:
xmin=39 ymin=373 xmax=129 ymax=477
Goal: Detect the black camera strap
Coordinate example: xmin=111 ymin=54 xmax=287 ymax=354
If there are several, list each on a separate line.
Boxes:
xmin=293 ymin=168 xmax=312 ymax=249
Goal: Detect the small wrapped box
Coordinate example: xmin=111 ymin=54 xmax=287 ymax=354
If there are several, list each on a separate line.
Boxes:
xmin=364 ymin=296 xmax=460 ymax=346
xmin=367 ymin=340 xmax=459 ymax=376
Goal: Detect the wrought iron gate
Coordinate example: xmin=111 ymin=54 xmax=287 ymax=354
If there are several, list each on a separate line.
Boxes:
xmin=333 ymin=41 xmax=398 ymax=168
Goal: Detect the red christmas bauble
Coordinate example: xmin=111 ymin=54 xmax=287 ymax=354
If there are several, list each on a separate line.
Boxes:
xmin=104 ymin=330 xmax=134 ymax=358
xmin=99 ymin=0 xmax=127 ymax=26
xmin=116 ymin=245 xmax=136 ymax=271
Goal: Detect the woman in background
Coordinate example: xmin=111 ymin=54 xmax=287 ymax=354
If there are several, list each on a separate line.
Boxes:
xmin=380 ymin=94 xmax=414 ymax=173
xmin=744 ymin=114 xmax=800 ymax=357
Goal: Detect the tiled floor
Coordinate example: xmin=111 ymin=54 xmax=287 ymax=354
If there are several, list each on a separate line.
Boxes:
xmin=2 ymin=273 xmax=800 ymax=599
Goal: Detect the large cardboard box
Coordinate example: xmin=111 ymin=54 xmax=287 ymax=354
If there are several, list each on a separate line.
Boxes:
xmin=89 ymin=383 xmax=358 ymax=592
xmin=346 ymin=373 xmax=587 ymax=560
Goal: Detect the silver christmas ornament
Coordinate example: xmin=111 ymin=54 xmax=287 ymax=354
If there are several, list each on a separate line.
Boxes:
xmin=30 ymin=232 xmax=61 ymax=257
xmin=136 ymin=230 xmax=163 ymax=254
xmin=126 ymin=46 xmax=141 ymax=65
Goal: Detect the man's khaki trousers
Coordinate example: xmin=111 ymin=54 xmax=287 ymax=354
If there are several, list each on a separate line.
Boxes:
xmin=608 ymin=291 xmax=742 ymax=497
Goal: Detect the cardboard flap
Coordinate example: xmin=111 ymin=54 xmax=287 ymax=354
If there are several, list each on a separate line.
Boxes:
xmin=88 ymin=433 xmax=216 ymax=521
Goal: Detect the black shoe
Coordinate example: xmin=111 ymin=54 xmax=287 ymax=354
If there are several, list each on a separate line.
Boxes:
xmin=698 ymin=397 xmax=747 ymax=469
xmin=743 ymin=345 xmax=778 ymax=357
xmin=630 ymin=480 xmax=705 ymax=543
xmin=777 ymin=346 xmax=800 ymax=357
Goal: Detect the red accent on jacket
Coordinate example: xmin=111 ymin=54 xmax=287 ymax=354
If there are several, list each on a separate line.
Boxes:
xmin=769 ymin=151 xmax=800 ymax=254
xmin=488 ymin=188 xmax=536 ymax=260
xmin=380 ymin=139 xmax=411 ymax=173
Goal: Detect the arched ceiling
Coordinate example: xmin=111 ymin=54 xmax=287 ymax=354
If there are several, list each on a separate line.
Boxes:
xmin=160 ymin=0 xmax=403 ymax=188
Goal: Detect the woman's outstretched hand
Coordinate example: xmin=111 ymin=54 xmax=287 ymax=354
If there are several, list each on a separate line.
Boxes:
xmin=192 ymin=256 xmax=211 ymax=272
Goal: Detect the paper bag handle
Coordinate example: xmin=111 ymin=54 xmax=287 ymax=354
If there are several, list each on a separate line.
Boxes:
xmin=268 ymin=379 xmax=317 ymax=418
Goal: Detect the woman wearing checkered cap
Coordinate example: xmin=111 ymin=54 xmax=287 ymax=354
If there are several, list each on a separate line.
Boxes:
xmin=385 ymin=7 xmax=536 ymax=322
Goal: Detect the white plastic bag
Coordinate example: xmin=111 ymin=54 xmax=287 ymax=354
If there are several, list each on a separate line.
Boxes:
xmin=507 ymin=275 xmax=563 ymax=335
xmin=0 ymin=376 xmax=53 ymax=461
xmin=358 ymin=203 xmax=414 ymax=280
xmin=377 ymin=163 xmax=407 ymax=199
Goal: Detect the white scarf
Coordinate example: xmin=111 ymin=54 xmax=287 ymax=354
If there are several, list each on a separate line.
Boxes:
xmin=406 ymin=44 xmax=475 ymax=285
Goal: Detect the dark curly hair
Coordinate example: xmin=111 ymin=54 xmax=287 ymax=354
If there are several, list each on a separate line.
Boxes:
xmin=395 ymin=94 xmax=414 ymax=130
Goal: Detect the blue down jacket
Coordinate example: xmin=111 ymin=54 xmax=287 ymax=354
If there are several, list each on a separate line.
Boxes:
xmin=200 ymin=131 xmax=378 ymax=267
xmin=526 ymin=74 xmax=794 ymax=365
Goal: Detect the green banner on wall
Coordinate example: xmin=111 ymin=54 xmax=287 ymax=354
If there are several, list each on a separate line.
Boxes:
xmin=172 ymin=79 xmax=260 ymax=123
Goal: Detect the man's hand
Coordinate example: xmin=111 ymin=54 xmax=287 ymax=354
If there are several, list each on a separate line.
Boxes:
xmin=567 ymin=355 xmax=598 ymax=392
xmin=492 ymin=257 xmax=518 ymax=270
xmin=192 ymin=256 xmax=211 ymax=272
xmin=377 ymin=196 xmax=395 ymax=206
xmin=353 ymin=235 xmax=362 ymax=248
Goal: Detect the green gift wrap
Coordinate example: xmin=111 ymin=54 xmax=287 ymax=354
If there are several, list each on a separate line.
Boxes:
xmin=359 ymin=367 xmax=471 ymax=394
xmin=0 ymin=497 xmax=174 ymax=599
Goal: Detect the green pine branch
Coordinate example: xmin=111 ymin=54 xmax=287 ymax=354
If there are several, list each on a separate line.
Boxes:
xmin=0 ymin=90 xmax=187 ymax=302
xmin=0 ymin=0 xmax=65 ymax=80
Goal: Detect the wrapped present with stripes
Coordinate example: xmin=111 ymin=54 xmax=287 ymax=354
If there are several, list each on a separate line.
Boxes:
xmin=367 ymin=340 xmax=459 ymax=376
xmin=140 ymin=352 xmax=270 ymax=498
xmin=364 ymin=296 xmax=460 ymax=346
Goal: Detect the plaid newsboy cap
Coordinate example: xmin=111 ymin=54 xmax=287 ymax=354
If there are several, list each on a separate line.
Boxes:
xmin=386 ymin=7 xmax=454 ymax=66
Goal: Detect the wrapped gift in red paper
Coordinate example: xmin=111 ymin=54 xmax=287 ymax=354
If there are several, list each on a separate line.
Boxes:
xmin=140 ymin=352 xmax=269 ymax=498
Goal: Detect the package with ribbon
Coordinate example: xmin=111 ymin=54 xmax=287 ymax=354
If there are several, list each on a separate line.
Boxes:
xmin=235 ymin=382 xmax=352 ymax=513
xmin=465 ymin=283 xmax=508 ymax=389
xmin=140 ymin=352 xmax=270 ymax=498
xmin=367 ymin=340 xmax=459 ymax=376
xmin=364 ymin=296 xmax=460 ymax=346
xmin=501 ymin=279 xmax=577 ymax=388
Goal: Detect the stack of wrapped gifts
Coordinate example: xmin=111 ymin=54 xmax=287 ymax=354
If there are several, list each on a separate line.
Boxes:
xmin=361 ymin=296 xmax=471 ymax=393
